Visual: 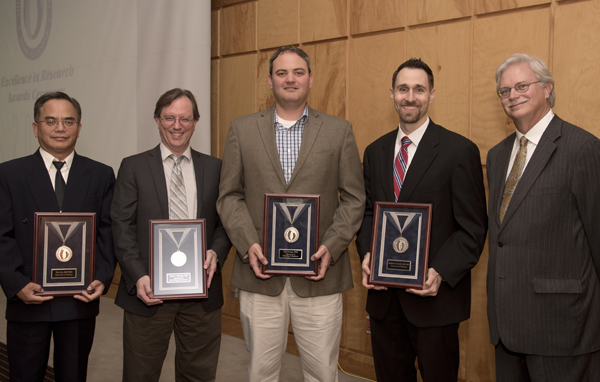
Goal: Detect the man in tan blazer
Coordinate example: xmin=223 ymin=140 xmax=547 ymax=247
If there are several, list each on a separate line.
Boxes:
xmin=217 ymin=46 xmax=365 ymax=382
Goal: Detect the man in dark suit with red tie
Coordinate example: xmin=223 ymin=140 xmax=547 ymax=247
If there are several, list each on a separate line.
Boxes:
xmin=355 ymin=59 xmax=488 ymax=382
xmin=0 ymin=92 xmax=117 ymax=381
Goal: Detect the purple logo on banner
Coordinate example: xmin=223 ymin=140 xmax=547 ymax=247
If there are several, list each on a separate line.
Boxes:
xmin=16 ymin=0 xmax=52 ymax=60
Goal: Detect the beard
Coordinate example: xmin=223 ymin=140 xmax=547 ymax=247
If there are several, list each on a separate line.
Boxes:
xmin=396 ymin=101 xmax=424 ymax=124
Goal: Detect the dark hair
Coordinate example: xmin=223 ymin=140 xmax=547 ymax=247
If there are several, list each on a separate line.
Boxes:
xmin=269 ymin=46 xmax=311 ymax=75
xmin=391 ymin=58 xmax=434 ymax=90
xmin=153 ymin=88 xmax=200 ymax=120
xmin=34 ymin=92 xmax=82 ymax=122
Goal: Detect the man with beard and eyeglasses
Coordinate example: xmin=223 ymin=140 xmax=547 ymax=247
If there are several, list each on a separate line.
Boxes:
xmin=355 ymin=58 xmax=488 ymax=382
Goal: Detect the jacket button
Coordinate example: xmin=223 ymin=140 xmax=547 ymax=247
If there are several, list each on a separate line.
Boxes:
xmin=22 ymin=218 xmax=28 ymax=224
xmin=498 ymin=242 xmax=503 ymax=247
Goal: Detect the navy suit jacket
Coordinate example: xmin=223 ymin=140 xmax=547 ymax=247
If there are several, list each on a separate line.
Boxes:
xmin=356 ymin=121 xmax=488 ymax=327
xmin=0 ymin=150 xmax=116 ymax=322
xmin=111 ymin=145 xmax=231 ymax=317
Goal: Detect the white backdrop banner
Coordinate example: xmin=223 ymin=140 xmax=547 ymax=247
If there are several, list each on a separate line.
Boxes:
xmin=0 ymin=0 xmax=211 ymax=172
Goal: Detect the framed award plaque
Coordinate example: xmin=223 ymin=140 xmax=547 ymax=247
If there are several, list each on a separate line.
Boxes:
xmin=368 ymin=202 xmax=432 ymax=289
xmin=33 ymin=212 xmax=96 ymax=296
xmin=149 ymin=219 xmax=207 ymax=299
xmin=262 ymin=194 xmax=320 ymax=276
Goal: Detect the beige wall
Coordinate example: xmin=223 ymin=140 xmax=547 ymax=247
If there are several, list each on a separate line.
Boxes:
xmin=211 ymin=0 xmax=600 ymax=380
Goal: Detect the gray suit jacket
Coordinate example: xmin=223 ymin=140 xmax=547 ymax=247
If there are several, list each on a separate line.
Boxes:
xmin=217 ymin=104 xmax=366 ymax=297
xmin=487 ymin=115 xmax=600 ymax=356
xmin=111 ymin=145 xmax=231 ymax=317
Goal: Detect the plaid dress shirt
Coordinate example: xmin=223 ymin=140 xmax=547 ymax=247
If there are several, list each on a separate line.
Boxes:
xmin=274 ymin=105 xmax=308 ymax=184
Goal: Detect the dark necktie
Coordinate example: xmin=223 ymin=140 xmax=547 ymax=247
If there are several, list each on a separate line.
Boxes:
xmin=53 ymin=161 xmax=66 ymax=210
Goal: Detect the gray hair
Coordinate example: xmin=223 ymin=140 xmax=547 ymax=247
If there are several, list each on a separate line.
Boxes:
xmin=495 ymin=53 xmax=555 ymax=107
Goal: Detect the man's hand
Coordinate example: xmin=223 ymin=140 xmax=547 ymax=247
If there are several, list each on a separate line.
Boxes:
xmin=361 ymin=252 xmax=387 ymax=290
xmin=406 ymin=267 xmax=442 ymax=296
xmin=248 ymin=243 xmax=270 ymax=280
xmin=306 ymin=245 xmax=332 ymax=281
xmin=74 ymin=280 xmax=105 ymax=303
xmin=16 ymin=282 xmax=53 ymax=304
xmin=204 ymin=249 xmax=218 ymax=288
xmin=136 ymin=275 xmax=163 ymax=306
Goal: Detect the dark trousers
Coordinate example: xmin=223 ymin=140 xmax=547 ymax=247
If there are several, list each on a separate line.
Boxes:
xmin=370 ymin=291 xmax=459 ymax=382
xmin=496 ymin=340 xmax=600 ymax=382
xmin=7 ymin=317 xmax=96 ymax=382
xmin=123 ymin=301 xmax=221 ymax=382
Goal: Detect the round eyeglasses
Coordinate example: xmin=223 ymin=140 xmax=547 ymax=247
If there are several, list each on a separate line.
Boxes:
xmin=160 ymin=116 xmax=194 ymax=128
xmin=497 ymin=81 xmax=541 ymax=98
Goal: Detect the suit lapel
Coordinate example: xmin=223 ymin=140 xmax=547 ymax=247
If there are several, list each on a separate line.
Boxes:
xmin=147 ymin=145 xmax=170 ymax=219
xmin=26 ymin=150 xmax=58 ymax=211
xmin=499 ymin=117 xmax=561 ymax=229
xmin=490 ymin=135 xmax=515 ymax=228
xmin=398 ymin=122 xmax=439 ymax=202
xmin=289 ymin=107 xmax=321 ymax=187
xmin=192 ymin=149 xmax=204 ymax=219
xmin=63 ymin=152 xmax=90 ymax=212
xmin=256 ymin=105 xmax=287 ymax=188
xmin=378 ymin=129 xmax=397 ymax=202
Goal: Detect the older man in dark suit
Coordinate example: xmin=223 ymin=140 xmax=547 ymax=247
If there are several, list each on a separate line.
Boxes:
xmin=0 ymin=92 xmax=116 ymax=382
xmin=111 ymin=88 xmax=231 ymax=382
xmin=355 ymin=58 xmax=488 ymax=382
xmin=487 ymin=53 xmax=600 ymax=381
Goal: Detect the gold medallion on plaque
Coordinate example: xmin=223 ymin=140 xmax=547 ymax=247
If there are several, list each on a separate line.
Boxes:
xmin=284 ymin=227 xmax=300 ymax=243
xmin=392 ymin=236 xmax=409 ymax=254
xmin=56 ymin=245 xmax=73 ymax=262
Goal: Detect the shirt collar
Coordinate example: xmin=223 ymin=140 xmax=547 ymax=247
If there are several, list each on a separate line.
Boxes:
xmin=39 ymin=147 xmax=75 ymax=172
xmin=396 ymin=117 xmax=430 ymax=148
xmin=515 ymin=109 xmax=554 ymax=146
xmin=160 ymin=142 xmax=192 ymax=162
xmin=274 ymin=104 xmax=309 ymax=129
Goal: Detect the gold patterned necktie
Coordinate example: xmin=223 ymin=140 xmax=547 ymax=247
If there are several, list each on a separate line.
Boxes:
xmin=499 ymin=136 xmax=528 ymax=223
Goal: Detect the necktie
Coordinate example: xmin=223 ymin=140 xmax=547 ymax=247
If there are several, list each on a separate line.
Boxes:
xmin=169 ymin=155 xmax=188 ymax=220
xmin=53 ymin=161 xmax=66 ymax=210
xmin=499 ymin=136 xmax=528 ymax=223
xmin=393 ymin=136 xmax=412 ymax=202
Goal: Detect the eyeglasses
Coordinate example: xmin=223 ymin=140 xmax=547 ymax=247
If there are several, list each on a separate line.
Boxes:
xmin=160 ymin=116 xmax=194 ymax=128
xmin=497 ymin=81 xmax=541 ymax=98
xmin=36 ymin=118 xmax=79 ymax=128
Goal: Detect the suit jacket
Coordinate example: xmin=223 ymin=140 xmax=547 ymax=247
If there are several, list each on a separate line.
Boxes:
xmin=217 ymin=104 xmax=366 ymax=297
xmin=487 ymin=115 xmax=600 ymax=356
xmin=355 ymin=121 xmax=488 ymax=327
xmin=0 ymin=150 xmax=116 ymax=322
xmin=111 ymin=145 xmax=231 ymax=317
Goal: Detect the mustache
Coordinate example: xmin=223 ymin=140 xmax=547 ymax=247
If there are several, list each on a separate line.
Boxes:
xmin=400 ymin=101 xmax=419 ymax=107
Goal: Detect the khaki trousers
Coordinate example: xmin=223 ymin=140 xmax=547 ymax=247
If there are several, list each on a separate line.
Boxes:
xmin=239 ymin=278 xmax=343 ymax=382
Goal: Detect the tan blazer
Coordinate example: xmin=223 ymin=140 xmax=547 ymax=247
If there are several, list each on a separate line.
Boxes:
xmin=217 ymin=104 xmax=365 ymax=297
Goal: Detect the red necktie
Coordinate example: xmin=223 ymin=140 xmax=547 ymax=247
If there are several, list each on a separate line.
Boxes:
xmin=393 ymin=136 xmax=411 ymax=202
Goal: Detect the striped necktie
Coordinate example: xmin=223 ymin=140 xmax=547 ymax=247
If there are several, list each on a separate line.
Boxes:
xmin=393 ymin=136 xmax=411 ymax=202
xmin=499 ymin=136 xmax=528 ymax=223
xmin=169 ymin=155 xmax=188 ymax=220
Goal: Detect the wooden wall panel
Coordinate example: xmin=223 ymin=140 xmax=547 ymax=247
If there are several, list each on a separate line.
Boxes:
xmin=212 ymin=0 xmax=248 ymax=8
xmin=348 ymin=31 xmax=405 ymax=160
xmin=302 ymin=41 xmax=347 ymax=119
xmin=553 ymin=1 xmax=600 ymax=138
xmin=211 ymin=10 xmax=219 ymax=57
xmin=257 ymin=49 xmax=278 ymax=111
xmin=474 ymin=0 xmax=550 ymax=14
xmin=258 ymin=0 xmax=298 ymax=50
xmin=219 ymin=54 xmax=257 ymax=156
xmin=407 ymin=0 xmax=471 ymax=25
xmin=220 ymin=2 xmax=256 ymax=55
xmin=349 ymin=0 xmax=405 ymax=35
xmin=407 ymin=20 xmax=471 ymax=138
xmin=211 ymin=60 xmax=219 ymax=158
xmin=471 ymin=8 xmax=550 ymax=162
xmin=300 ymin=0 xmax=347 ymax=43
